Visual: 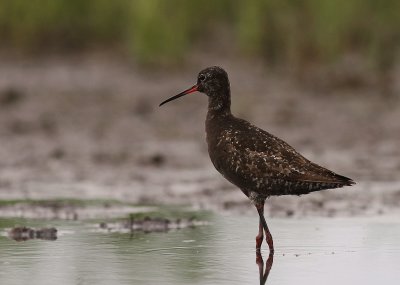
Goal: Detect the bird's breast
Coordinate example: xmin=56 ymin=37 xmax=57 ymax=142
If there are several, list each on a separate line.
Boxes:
xmin=206 ymin=124 xmax=251 ymax=189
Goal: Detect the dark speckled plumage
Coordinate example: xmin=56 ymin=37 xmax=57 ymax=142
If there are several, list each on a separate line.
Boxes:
xmin=160 ymin=66 xmax=355 ymax=253
xmin=206 ymin=112 xmax=354 ymax=200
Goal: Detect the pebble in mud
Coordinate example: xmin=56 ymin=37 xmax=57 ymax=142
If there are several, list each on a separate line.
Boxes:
xmin=137 ymin=153 xmax=166 ymax=167
xmin=0 ymin=87 xmax=24 ymax=106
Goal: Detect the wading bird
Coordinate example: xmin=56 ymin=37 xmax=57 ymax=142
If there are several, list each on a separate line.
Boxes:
xmin=160 ymin=66 xmax=355 ymax=253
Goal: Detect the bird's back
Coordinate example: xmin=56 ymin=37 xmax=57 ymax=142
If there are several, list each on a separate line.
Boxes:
xmin=206 ymin=113 xmax=354 ymax=198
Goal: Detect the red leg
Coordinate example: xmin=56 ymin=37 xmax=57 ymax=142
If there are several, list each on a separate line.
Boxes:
xmin=255 ymin=201 xmax=274 ymax=253
xmin=256 ymin=218 xmax=264 ymax=250
xmin=265 ymin=228 xmax=274 ymax=253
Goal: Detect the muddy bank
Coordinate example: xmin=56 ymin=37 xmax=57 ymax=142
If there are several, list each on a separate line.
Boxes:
xmin=97 ymin=216 xmax=208 ymax=234
xmin=0 ymin=54 xmax=399 ymax=218
xmin=0 ymin=199 xmax=155 ymax=220
xmin=8 ymin=226 xmax=57 ymax=241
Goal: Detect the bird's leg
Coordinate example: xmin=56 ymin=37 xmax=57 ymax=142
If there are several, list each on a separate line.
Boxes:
xmin=255 ymin=218 xmax=264 ymax=251
xmin=255 ymin=201 xmax=274 ymax=253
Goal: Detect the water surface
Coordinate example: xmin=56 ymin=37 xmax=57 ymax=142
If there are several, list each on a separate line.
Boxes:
xmin=1 ymin=215 xmax=399 ymax=284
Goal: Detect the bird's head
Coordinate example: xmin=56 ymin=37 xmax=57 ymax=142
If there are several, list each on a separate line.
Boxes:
xmin=159 ymin=66 xmax=231 ymax=110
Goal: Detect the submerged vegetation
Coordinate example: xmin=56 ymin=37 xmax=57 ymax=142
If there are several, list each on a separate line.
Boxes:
xmin=0 ymin=0 xmax=399 ymax=68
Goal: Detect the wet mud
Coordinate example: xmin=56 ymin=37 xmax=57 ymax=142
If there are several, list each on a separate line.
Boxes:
xmin=0 ymin=55 xmax=399 ymax=219
xmin=98 ymin=216 xmax=208 ymax=233
xmin=0 ymin=199 xmax=155 ymax=220
xmin=8 ymin=226 xmax=57 ymax=241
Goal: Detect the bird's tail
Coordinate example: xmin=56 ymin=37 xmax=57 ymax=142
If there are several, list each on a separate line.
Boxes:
xmin=332 ymin=173 xmax=356 ymax=187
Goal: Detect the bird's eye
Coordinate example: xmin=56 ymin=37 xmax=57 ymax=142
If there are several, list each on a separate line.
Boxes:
xmin=199 ymin=74 xmax=206 ymax=81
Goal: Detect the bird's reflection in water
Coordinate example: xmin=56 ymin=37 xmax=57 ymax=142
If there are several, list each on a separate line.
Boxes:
xmin=256 ymin=251 xmax=274 ymax=285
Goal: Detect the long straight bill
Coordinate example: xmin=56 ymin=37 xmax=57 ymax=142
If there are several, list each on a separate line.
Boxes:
xmin=159 ymin=85 xmax=198 ymax=106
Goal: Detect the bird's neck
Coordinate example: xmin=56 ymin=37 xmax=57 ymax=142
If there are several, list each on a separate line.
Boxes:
xmin=207 ymin=90 xmax=231 ymax=118
xmin=206 ymin=92 xmax=233 ymax=149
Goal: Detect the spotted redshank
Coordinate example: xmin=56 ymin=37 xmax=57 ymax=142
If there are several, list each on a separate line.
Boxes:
xmin=160 ymin=66 xmax=355 ymax=253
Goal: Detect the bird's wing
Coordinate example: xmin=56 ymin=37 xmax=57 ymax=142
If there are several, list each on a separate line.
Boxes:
xmin=222 ymin=120 xmax=353 ymax=186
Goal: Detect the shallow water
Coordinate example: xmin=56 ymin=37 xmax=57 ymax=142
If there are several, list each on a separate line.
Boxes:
xmin=1 ymin=215 xmax=399 ymax=285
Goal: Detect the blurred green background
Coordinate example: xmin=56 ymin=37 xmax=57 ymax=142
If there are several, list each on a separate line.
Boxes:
xmin=1 ymin=0 xmax=399 ymax=70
